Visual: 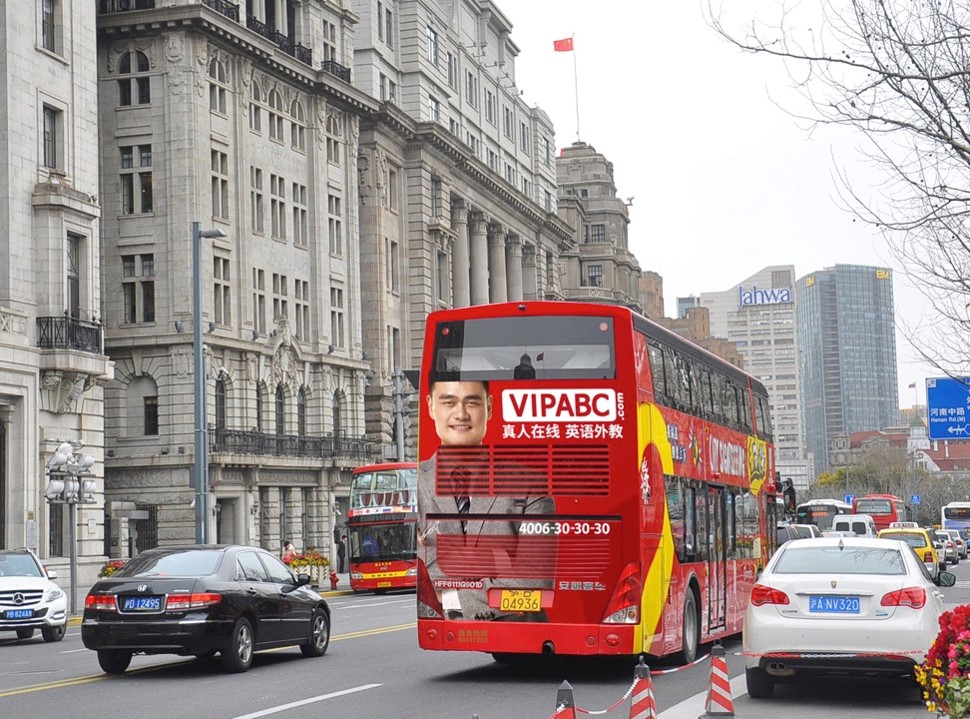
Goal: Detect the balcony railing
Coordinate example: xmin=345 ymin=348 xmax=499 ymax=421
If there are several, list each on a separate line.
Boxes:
xmin=321 ymin=60 xmax=351 ymax=83
xmin=37 ymin=317 xmax=102 ymax=353
xmin=210 ymin=428 xmax=381 ymax=461
xmin=99 ymin=0 xmax=155 ymax=13
xmin=246 ymin=17 xmax=312 ymax=66
xmin=203 ymin=0 xmax=239 ymax=22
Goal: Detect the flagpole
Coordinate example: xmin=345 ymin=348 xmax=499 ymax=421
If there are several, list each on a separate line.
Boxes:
xmin=571 ymin=34 xmax=580 ymax=142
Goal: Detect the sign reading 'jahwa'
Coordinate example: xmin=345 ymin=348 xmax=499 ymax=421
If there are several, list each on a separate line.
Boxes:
xmin=738 ymin=285 xmax=793 ymax=309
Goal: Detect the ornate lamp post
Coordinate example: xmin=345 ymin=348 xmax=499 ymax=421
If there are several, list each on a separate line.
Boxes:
xmin=44 ymin=441 xmax=96 ymax=615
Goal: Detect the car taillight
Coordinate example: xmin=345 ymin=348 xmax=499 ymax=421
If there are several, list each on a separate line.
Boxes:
xmin=881 ymin=587 xmax=926 ymax=609
xmin=601 ymin=562 xmax=640 ymax=624
xmin=750 ymin=584 xmax=790 ymax=606
xmin=85 ymin=594 xmax=118 ymax=612
xmin=164 ymin=593 xmax=222 ymax=611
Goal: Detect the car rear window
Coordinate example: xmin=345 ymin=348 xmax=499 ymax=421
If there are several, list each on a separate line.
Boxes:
xmin=773 ymin=546 xmax=906 ymax=575
xmin=882 ymin=532 xmax=927 ymax=549
xmin=114 ymin=550 xmax=223 ymax=578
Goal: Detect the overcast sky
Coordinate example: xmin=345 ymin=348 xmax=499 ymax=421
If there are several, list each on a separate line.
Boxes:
xmin=504 ymin=1 xmax=933 ymax=411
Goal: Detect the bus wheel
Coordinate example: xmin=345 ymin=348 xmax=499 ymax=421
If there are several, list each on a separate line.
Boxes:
xmin=675 ymin=590 xmax=699 ymax=664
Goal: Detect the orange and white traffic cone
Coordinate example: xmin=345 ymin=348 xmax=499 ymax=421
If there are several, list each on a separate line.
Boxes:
xmin=629 ymin=656 xmax=657 ymax=719
xmin=699 ymin=642 xmax=734 ymax=718
xmin=555 ymin=680 xmax=577 ymax=719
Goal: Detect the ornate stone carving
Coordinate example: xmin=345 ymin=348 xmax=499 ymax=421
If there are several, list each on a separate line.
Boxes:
xmin=40 ymin=371 xmax=93 ymax=414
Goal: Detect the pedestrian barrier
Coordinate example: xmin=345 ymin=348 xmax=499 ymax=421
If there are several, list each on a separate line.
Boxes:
xmin=698 ymin=642 xmax=734 ymax=718
xmin=628 ymin=656 xmax=657 ymax=719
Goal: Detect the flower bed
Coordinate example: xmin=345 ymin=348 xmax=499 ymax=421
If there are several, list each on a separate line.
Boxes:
xmin=917 ymin=605 xmax=970 ymax=717
xmin=98 ymin=560 xmax=126 ymax=577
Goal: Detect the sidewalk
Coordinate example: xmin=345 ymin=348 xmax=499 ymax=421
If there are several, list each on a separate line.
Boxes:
xmin=65 ymin=571 xmax=354 ymax=626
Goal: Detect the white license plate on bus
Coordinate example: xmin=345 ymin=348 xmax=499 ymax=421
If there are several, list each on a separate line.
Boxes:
xmin=809 ymin=595 xmax=860 ymax=614
xmin=499 ymin=590 xmax=542 ymax=612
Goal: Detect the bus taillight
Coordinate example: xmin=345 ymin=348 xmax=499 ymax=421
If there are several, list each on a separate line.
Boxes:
xmin=601 ymin=562 xmax=640 ymax=624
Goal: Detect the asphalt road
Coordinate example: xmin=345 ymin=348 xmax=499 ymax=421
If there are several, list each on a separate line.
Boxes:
xmin=2 ymin=565 xmax=968 ymax=719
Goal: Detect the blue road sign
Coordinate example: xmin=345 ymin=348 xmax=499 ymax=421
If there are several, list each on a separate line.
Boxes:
xmin=926 ymin=377 xmax=970 ymax=441
xmin=844 ymin=494 xmax=854 ymax=505
xmin=911 ymin=494 xmax=921 ymax=505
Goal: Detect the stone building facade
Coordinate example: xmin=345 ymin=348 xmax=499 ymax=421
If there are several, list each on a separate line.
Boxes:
xmin=0 ymin=1 xmax=112 ymax=583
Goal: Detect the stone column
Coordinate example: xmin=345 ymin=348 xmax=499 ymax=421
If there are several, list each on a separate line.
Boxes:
xmin=469 ymin=211 xmax=489 ymax=305
xmin=506 ymin=233 xmax=523 ymax=301
xmin=522 ymin=243 xmax=538 ymax=300
xmin=451 ymin=201 xmax=471 ymax=307
xmin=487 ymin=221 xmax=508 ymax=303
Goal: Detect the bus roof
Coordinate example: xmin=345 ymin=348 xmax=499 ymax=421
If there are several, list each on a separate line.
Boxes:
xmin=351 ymin=462 xmax=416 ymax=475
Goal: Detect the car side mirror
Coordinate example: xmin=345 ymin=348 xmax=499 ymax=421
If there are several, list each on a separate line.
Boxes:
xmin=938 ymin=571 xmax=957 ymax=587
xmin=46 ymin=569 xmax=58 ymax=580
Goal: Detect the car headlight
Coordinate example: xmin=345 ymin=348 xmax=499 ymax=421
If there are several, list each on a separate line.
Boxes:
xmin=47 ymin=587 xmax=64 ymax=602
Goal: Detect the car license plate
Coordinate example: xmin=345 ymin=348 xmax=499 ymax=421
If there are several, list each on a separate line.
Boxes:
xmin=809 ymin=595 xmax=860 ymax=614
xmin=499 ymin=589 xmax=542 ymax=612
xmin=5 ymin=609 xmax=34 ymax=619
xmin=121 ymin=596 xmax=161 ymax=612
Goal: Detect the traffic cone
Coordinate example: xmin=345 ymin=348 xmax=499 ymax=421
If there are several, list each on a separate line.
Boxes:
xmin=629 ymin=656 xmax=657 ymax=719
xmin=555 ymin=680 xmax=577 ymax=719
xmin=699 ymin=642 xmax=734 ymax=718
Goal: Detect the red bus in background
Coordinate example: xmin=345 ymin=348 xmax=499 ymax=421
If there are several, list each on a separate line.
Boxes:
xmin=346 ymin=463 xmax=418 ymax=593
xmin=852 ymin=493 xmax=910 ymax=532
xmin=416 ymin=301 xmax=775 ymax=662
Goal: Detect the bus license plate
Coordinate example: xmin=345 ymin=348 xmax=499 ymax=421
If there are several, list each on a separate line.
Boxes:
xmin=809 ymin=595 xmax=860 ymax=614
xmin=499 ymin=589 xmax=541 ymax=613
xmin=5 ymin=609 xmax=34 ymax=619
xmin=377 ymin=581 xmax=391 ymax=588
xmin=121 ymin=596 xmax=161 ymax=612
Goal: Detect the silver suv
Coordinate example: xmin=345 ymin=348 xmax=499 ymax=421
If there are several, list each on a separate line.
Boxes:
xmin=0 ymin=548 xmax=67 ymax=642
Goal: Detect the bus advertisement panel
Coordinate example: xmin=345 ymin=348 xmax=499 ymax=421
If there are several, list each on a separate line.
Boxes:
xmin=346 ymin=463 xmax=418 ymax=593
xmin=416 ymin=301 xmax=774 ymax=662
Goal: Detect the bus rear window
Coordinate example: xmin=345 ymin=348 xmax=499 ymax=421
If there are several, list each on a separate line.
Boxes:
xmin=856 ymin=499 xmax=892 ymax=514
xmin=431 ymin=316 xmax=615 ymax=381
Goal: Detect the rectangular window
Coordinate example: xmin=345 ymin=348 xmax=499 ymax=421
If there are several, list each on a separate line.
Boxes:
xmin=41 ymin=0 xmax=58 ymax=53
xmin=66 ymin=233 xmax=80 ymax=319
xmin=122 ymin=253 xmax=155 ymax=323
xmin=250 ymin=166 xmax=264 ymax=233
xmin=544 ymin=189 xmax=552 ymax=212
xmin=436 ymin=250 xmax=448 ymax=304
xmin=252 ymin=268 xmax=266 ymax=334
xmin=144 ymin=396 xmax=159 ymax=436
xmin=328 ymin=194 xmax=342 ymax=255
xmin=213 ymin=256 xmax=231 ymax=325
xmin=486 ymin=148 xmax=497 ymax=171
xmin=322 ymin=20 xmax=337 ymax=63
xmin=292 ymin=183 xmax=308 ymax=247
xmin=330 ymin=287 xmax=345 ymax=348
xmin=590 ymin=224 xmax=606 ymax=243
xmin=465 ymin=70 xmax=477 ymax=107
xmin=505 ymin=162 xmax=515 ymax=185
xmin=211 ymin=149 xmax=229 ymax=220
xmin=428 ymin=96 xmax=440 ymax=123
xmin=270 ymin=173 xmax=286 ymax=239
xmin=294 ymin=278 xmax=310 ymax=341
xmin=120 ymin=144 xmax=153 ymax=214
xmin=587 ymin=264 xmax=603 ymax=287
xmin=385 ymin=7 xmax=393 ymax=48
xmin=387 ymin=169 xmax=398 ymax=209
xmin=272 ymin=272 xmax=288 ymax=322
xmin=544 ymin=137 xmax=552 ymax=166
xmin=485 ymin=89 xmax=495 ymax=125
xmin=388 ymin=325 xmax=401 ymax=374
xmin=43 ymin=105 xmax=60 ymax=169
xmin=430 ymin=177 xmax=441 ymax=217
xmin=379 ymin=73 xmax=388 ymax=102
xmin=520 ymin=122 xmax=530 ymax=152
xmin=503 ymin=106 xmax=513 ymax=138
xmin=448 ymin=53 xmax=457 ymax=89
xmin=386 ymin=238 xmax=400 ymax=293
xmin=467 ymin=133 xmax=479 ymax=157
xmin=377 ymin=1 xmax=384 ymax=40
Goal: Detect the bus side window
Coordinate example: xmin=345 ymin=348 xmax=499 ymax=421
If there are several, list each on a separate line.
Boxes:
xmin=665 ymin=476 xmax=686 ymax=562
xmin=648 ymin=342 xmax=667 ymax=403
xmin=696 ymin=365 xmax=714 ymax=421
xmin=694 ymin=483 xmax=709 ymax=562
xmin=725 ymin=491 xmax=737 ymax=559
xmin=684 ymin=483 xmax=696 ymax=561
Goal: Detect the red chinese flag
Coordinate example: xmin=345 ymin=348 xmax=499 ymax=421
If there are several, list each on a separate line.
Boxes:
xmin=553 ymin=37 xmax=573 ymax=52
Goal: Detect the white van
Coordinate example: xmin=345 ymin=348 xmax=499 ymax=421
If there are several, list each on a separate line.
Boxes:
xmin=831 ymin=513 xmax=878 ymax=537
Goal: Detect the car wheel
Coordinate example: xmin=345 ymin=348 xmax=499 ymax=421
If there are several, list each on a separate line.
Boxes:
xmin=98 ymin=650 xmax=133 ymax=674
xmin=41 ymin=624 xmax=65 ymax=642
xmin=745 ymin=667 xmax=775 ymax=698
xmin=15 ymin=628 xmax=34 ymax=640
xmin=674 ymin=589 xmax=699 ymax=664
xmin=300 ymin=610 xmax=330 ymax=657
xmin=222 ymin=617 xmax=254 ymax=673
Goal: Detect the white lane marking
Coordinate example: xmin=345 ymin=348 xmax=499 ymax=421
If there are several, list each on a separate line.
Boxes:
xmin=231 ymin=684 xmax=382 ymax=719
xmin=336 ymin=600 xmax=414 ymax=609
xmin=657 ymin=674 xmax=745 ymax=718
xmin=59 ymin=648 xmax=88 ymax=654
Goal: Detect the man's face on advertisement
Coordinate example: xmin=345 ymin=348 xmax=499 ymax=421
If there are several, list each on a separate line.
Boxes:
xmin=426 ymin=381 xmax=492 ymax=446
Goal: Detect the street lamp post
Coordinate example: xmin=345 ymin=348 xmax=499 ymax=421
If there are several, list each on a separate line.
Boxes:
xmin=192 ymin=222 xmax=227 ymax=544
xmin=44 ymin=441 xmax=96 ymax=615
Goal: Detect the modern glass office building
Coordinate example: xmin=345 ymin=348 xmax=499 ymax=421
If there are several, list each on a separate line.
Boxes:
xmin=796 ymin=264 xmax=899 ymax=472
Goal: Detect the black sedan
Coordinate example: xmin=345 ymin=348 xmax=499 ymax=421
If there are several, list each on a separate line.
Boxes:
xmin=81 ymin=545 xmax=330 ymax=674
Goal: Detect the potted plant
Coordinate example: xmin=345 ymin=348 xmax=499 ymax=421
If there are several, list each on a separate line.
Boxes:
xmin=98 ymin=560 xmax=126 ymax=578
xmin=283 ymin=548 xmax=330 ymax=586
xmin=917 ymin=605 xmax=970 ymax=718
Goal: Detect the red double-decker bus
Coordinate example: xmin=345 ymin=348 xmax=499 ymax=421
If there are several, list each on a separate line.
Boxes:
xmin=416 ymin=301 xmax=775 ymax=662
xmin=346 ymin=462 xmax=418 ymax=593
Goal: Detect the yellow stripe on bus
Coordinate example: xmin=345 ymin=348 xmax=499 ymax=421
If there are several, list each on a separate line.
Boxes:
xmin=635 ymin=402 xmax=675 ymax=654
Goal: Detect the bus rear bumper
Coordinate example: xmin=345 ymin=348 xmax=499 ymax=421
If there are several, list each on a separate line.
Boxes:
xmin=417 ymin=619 xmax=636 ymax=655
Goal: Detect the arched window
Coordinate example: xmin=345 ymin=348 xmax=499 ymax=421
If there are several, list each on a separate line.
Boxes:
xmin=297 ymin=387 xmax=307 ymax=436
xmin=215 ymin=378 xmax=227 ymax=431
xmin=118 ymin=50 xmax=150 ymax=107
xmin=326 ymin=113 xmax=342 ymax=164
xmin=208 ymin=57 xmax=228 ymax=114
xmin=250 ymin=82 xmax=262 ymax=132
xmin=127 ymin=376 xmax=159 ymax=437
xmin=275 ymin=383 xmax=285 ymax=436
xmin=290 ymin=100 xmax=306 ymax=151
xmin=332 ymin=390 xmax=343 ymax=438
xmin=255 ymin=382 xmax=264 ymax=432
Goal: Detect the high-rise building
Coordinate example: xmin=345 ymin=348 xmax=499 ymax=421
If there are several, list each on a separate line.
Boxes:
xmin=699 ymin=266 xmax=812 ymax=489
xmin=796 ymin=264 xmax=899 ymax=472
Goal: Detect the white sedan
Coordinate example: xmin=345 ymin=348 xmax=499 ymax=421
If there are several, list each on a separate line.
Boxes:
xmin=743 ymin=536 xmax=955 ymax=698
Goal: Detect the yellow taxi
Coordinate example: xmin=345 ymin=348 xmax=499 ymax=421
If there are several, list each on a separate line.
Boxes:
xmin=877 ymin=527 xmax=941 ymax=579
